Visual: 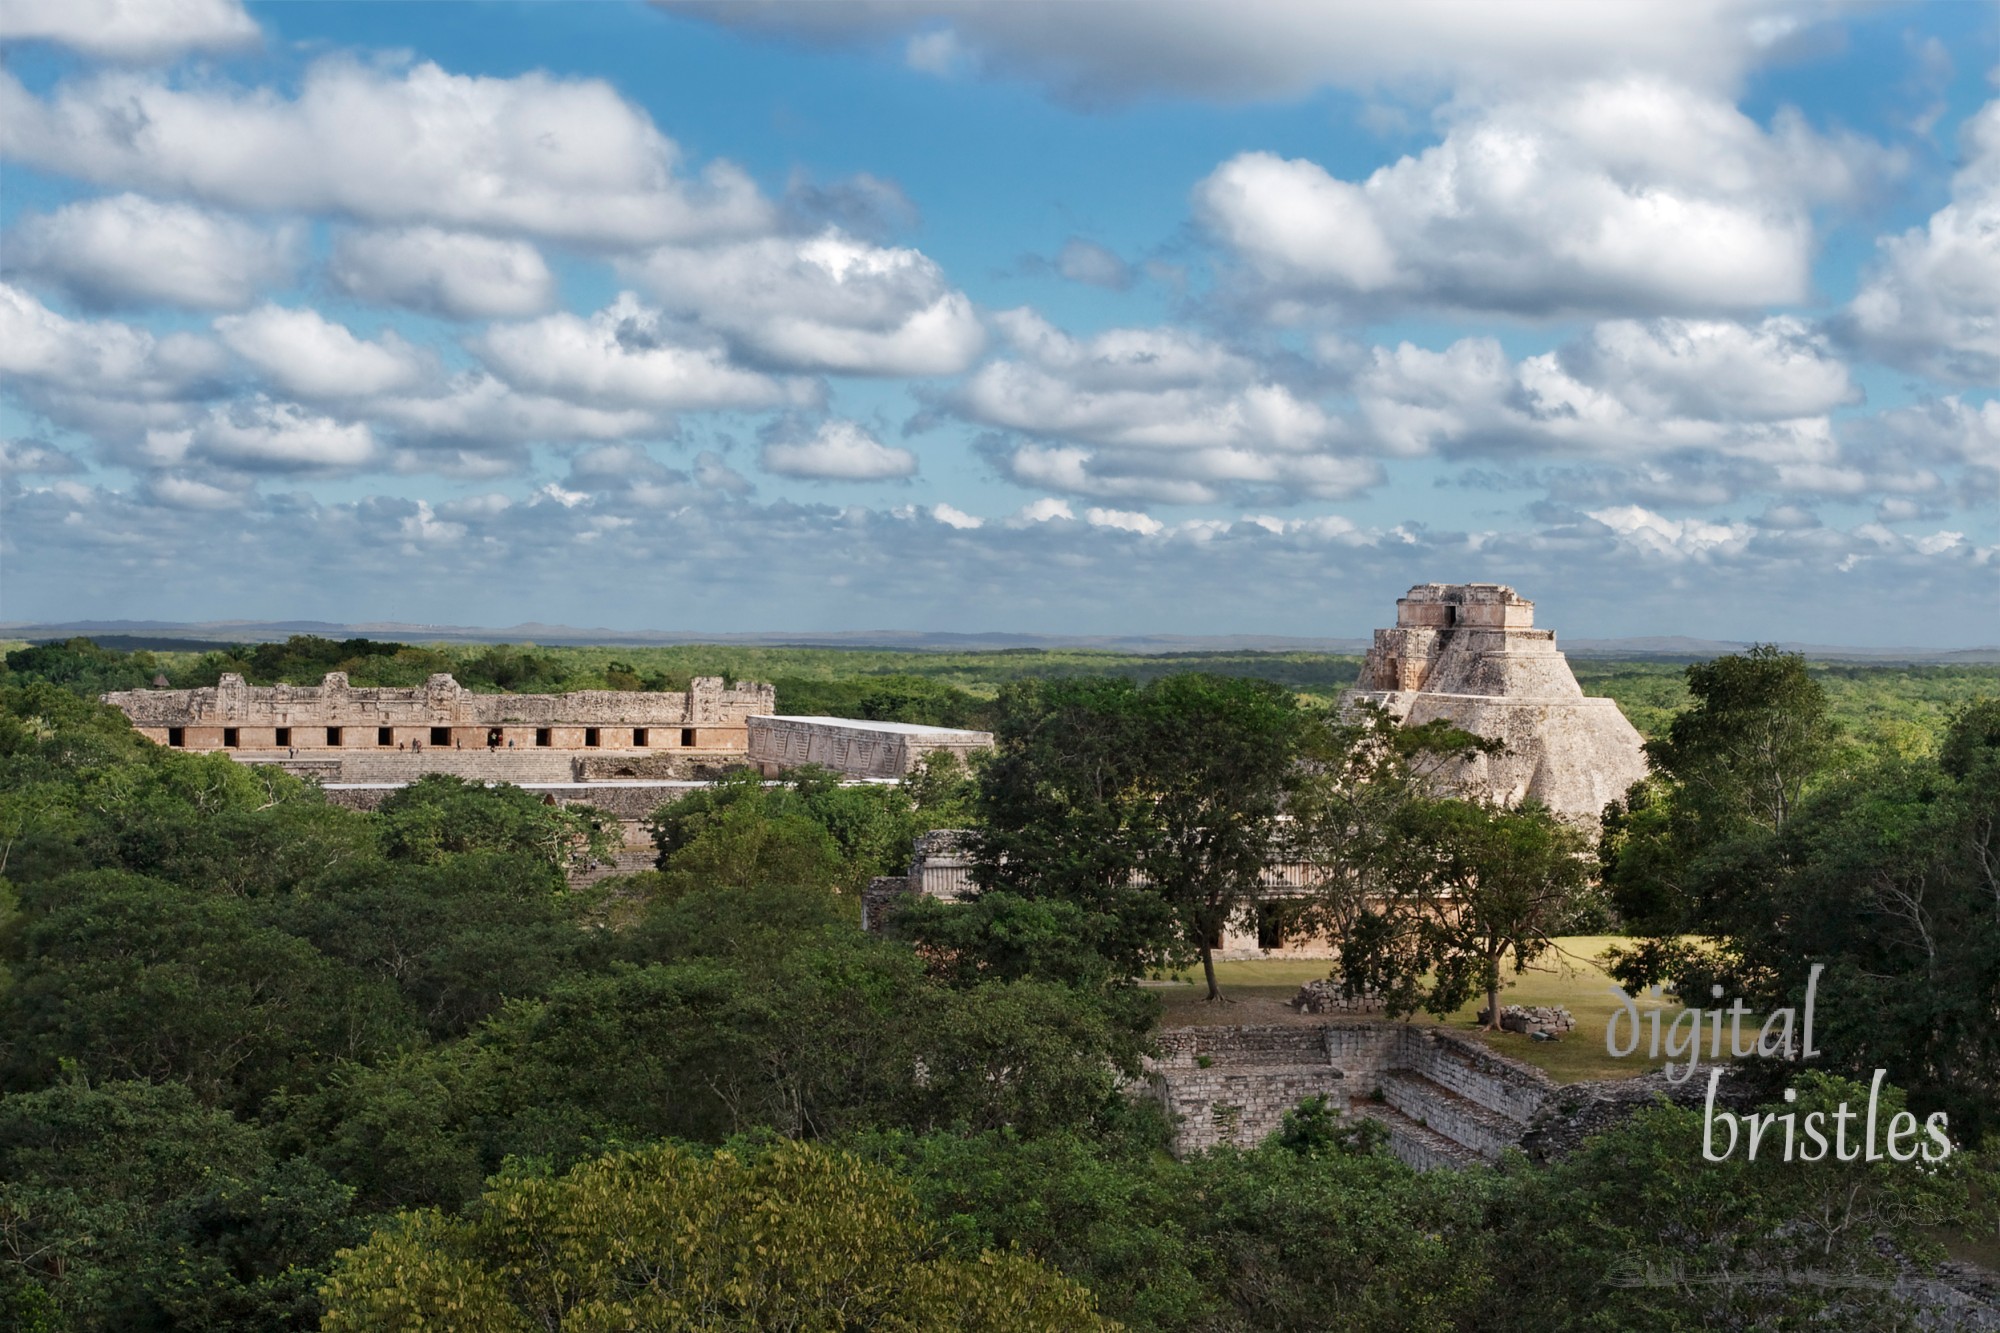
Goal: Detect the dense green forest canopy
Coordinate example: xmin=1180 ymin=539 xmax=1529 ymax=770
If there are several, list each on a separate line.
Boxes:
xmin=1 ymin=640 xmax=1996 ymax=1329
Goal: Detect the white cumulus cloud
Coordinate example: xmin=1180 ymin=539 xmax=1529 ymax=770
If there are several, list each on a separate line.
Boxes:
xmin=476 ymin=293 xmax=810 ymax=412
xmin=760 ymin=419 xmax=919 ymax=480
xmin=330 ymin=227 xmax=557 ymax=319
xmin=1195 ymin=78 xmax=1894 ymax=317
xmin=0 ymin=282 xmax=224 ymax=437
xmin=931 ymin=502 xmax=983 ymax=528
xmin=1353 ymin=317 xmax=1858 ymax=469
xmin=215 ymin=306 xmax=428 ymax=401
xmin=665 ymin=1 xmax=1818 ymax=105
xmin=622 ymin=229 xmax=984 ymax=376
xmin=1587 ymin=504 xmax=1753 ymax=559
xmin=371 ymin=374 xmax=667 ymax=450
xmin=5 ymin=194 xmax=300 ymax=311
xmin=1843 ymin=98 xmax=2000 ymax=385
xmin=0 ymin=0 xmax=259 ymax=62
xmin=0 ymin=58 xmax=774 ymax=248
xmin=185 ymin=399 xmax=378 ymax=472
xmin=1085 ymin=506 xmax=1165 ymax=535
xmin=954 ymin=309 xmax=1374 ymax=504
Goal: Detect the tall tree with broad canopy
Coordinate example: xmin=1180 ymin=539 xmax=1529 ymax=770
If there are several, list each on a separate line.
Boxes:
xmin=972 ymin=674 xmax=1310 ymax=999
xmin=1285 ymin=701 xmax=1501 ymax=992
xmin=1134 ymin=673 xmax=1313 ymax=1000
xmin=1601 ymin=645 xmax=1843 ymax=991
xmin=971 ymin=677 xmax=1176 ymax=980
xmin=1343 ymin=798 xmax=1595 ymax=1028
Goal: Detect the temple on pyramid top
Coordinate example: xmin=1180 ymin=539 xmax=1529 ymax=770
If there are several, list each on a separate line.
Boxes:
xmin=1350 ymin=583 xmax=1649 ymax=822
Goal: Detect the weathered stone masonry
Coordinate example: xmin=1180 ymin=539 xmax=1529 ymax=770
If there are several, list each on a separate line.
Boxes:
xmin=1145 ymin=1023 xmax=1556 ymax=1170
xmin=1351 ymin=583 xmax=1649 ymax=822
xmin=102 ymin=672 xmax=775 ymax=783
xmin=747 ymin=715 xmax=994 ymax=780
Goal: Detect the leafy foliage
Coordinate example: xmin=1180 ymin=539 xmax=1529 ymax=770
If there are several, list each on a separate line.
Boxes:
xmin=969 ymin=674 xmax=1312 ymax=995
xmin=318 ymin=1139 xmax=1113 ymax=1332
xmin=0 ymin=1076 xmax=364 ymax=1331
xmin=1346 ymin=798 xmax=1596 ymax=1025
xmin=1483 ymin=1075 xmax=1972 ymax=1332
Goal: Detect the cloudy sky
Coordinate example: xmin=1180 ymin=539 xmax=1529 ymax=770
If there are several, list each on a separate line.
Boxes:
xmin=2 ymin=1 xmax=1995 ymax=644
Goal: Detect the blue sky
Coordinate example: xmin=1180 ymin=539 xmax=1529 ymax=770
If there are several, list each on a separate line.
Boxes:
xmin=2 ymin=0 xmax=1995 ymax=644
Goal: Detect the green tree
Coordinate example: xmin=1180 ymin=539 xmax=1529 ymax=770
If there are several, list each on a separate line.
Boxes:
xmin=318 ymin=1139 xmax=1114 ymax=1332
xmin=1132 ymin=673 xmax=1311 ymax=1000
xmin=1347 ymin=799 xmax=1595 ymax=1026
xmin=972 ymin=677 xmax=1175 ymax=979
xmin=1602 ymin=646 xmax=1843 ymax=991
xmin=1701 ymin=697 xmax=2000 ymax=1141
xmin=277 ymin=851 xmax=597 ymax=1038
xmin=856 ymin=1124 xmax=1488 ymax=1333
xmin=1653 ymin=645 xmax=1838 ymax=834
xmin=973 ymin=673 xmax=1311 ymax=995
xmin=1286 ymin=701 xmax=1500 ymax=991
xmin=1484 ymin=1074 xmax=1973 ymax=1332
xmin=376 ymin=775 xmax=616 ymax=877
xmin=2 ymin=637 xmax=159 ymax=695
xmin=0 ymin=1077 xmax=363 ymax=1331
xmin=1 ymin=870 xmax=413 ymax=1110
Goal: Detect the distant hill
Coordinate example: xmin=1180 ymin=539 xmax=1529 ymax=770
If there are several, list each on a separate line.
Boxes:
xmin=6 ymin=618 xmax=1996 ymax=664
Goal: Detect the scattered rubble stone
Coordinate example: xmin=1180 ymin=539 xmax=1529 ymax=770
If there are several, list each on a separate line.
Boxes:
xmin=1291 ymin=979 xmax=1385 ymax=1014
xmin=1476 ymin=1003 xmax=1575 ymax=1036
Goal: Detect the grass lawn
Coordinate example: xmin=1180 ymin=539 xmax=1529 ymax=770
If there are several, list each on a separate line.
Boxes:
xmin=1151 ymin=935 xmax=1677 ymax=1084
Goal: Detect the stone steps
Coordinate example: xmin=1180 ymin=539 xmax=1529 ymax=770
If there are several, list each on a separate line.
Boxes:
xmin=1377 ymin=1069 xmax=1531 ymax=1162
xmin=1348 ymin=1098 xmax=1487 ymax=1172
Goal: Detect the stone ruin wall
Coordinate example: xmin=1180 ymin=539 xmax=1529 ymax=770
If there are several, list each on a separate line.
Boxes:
xmin=1146 ymin=1023 xmax=1556 ymax=1166
xmin=746 ymin=716 xmax=995 ymax=781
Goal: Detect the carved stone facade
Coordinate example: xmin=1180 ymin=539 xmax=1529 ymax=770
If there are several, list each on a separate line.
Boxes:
xmin=747 ymin=715 xmax=994 ymax=780
xmin=1350 ymin=583 xmax=1649 ymax=822
xmin=101 ymin=672 xmax=775 ymax=782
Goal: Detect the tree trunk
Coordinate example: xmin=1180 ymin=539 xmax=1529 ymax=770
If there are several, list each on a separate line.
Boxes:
xmin=1201 ymin=939 xmax=1224 ymax=1002
xmin=1484 ymin=944 xmax=1502 ymax=1030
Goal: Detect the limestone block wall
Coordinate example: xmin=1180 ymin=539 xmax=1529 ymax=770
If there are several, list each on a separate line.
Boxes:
xmin=1146 ymin=1027 xmax=1350 ymax=1153
xmin=747 ymin=716 xmax=994 ymax=780
xmin=1389 ymin=1025 xmax=1555 ymax=1123
xmin=299 ymin=750 xmax=585 ymax=784
xmin=319 ymin=780 xmax=704 ymax=821
xmin=1380 ymin=1124 xmax=1474 ymax=1172
xmin=1149 ymin=1066 xmax=1348 ymax=1153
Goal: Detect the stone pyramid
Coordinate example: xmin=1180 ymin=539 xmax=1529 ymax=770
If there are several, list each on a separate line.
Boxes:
xmin=1349 ymin=583 xmax=1649 ymax=822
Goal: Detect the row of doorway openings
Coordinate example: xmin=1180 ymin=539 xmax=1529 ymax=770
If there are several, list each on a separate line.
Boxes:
xmin=166 ymin=726 xmax=701 ymax=749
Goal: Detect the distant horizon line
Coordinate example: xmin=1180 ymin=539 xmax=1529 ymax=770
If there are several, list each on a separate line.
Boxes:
xmin=5 ymin=618 xmax=1997 ymax=664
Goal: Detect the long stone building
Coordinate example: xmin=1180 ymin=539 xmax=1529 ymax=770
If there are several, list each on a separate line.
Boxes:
xmin=1350 ymin=582 xmax=1649 ymax=821
xmin=101 ymin=671 xmax=775 ymax=783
